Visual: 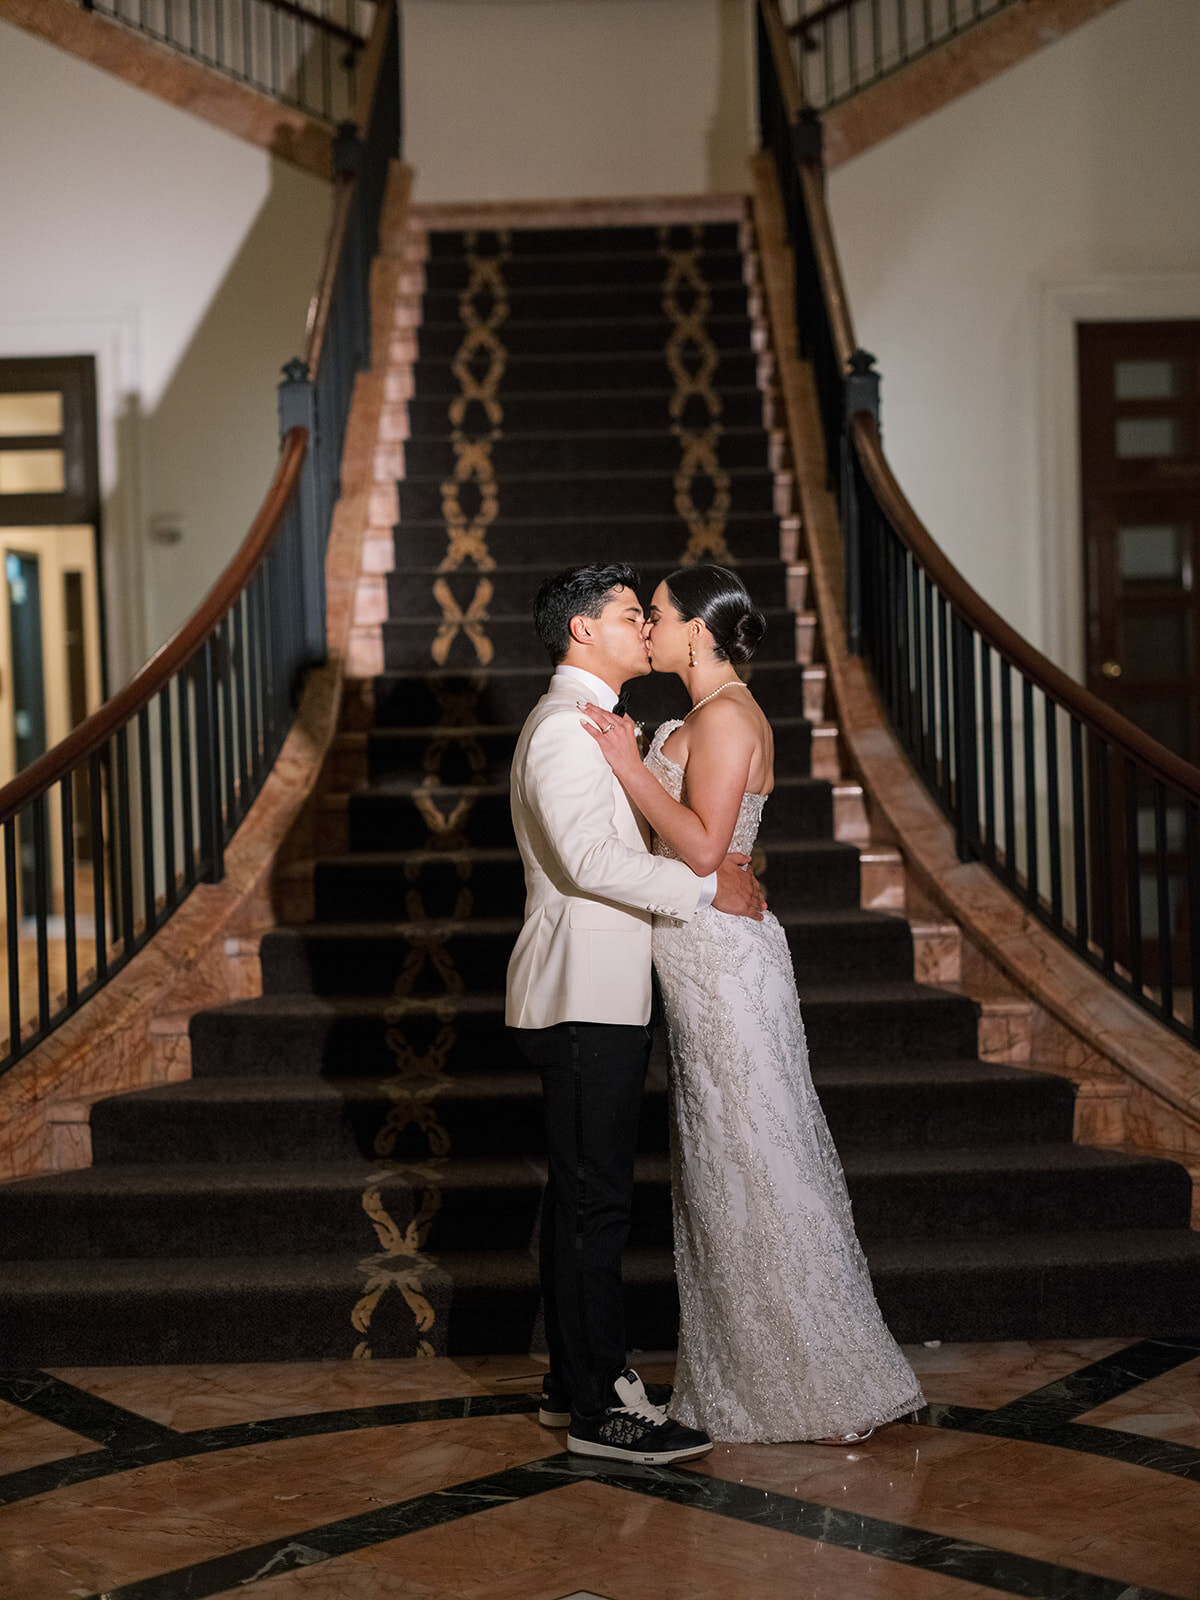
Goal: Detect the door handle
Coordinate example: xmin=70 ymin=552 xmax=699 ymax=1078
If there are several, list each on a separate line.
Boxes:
xmin=1101 ymin=660 xmax=1123 ymax=679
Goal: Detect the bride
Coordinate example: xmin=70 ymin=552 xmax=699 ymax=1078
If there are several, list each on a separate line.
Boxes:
xmin=582 ymin=563 xmax=923 ymax=1445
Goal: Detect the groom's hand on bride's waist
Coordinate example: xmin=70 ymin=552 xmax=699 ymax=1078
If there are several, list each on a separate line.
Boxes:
xmin=712 ymin=853 xmax=766 ymax=920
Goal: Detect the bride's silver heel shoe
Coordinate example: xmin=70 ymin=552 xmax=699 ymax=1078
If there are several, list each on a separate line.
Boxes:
xmin=813 ymin=1425 xmax=877 ymax=1446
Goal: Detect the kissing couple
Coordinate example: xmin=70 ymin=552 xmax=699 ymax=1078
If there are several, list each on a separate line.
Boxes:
xmin=505 ymin=562 xmax=922 ymax=1463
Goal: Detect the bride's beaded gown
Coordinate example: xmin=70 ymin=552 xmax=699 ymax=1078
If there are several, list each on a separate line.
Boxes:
xmin=646 ymin=722 xmax=924 ymax=1443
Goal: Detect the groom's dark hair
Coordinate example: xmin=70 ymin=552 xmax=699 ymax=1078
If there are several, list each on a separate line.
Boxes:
xmin=533 ymin=563 xmax=641 ymax=663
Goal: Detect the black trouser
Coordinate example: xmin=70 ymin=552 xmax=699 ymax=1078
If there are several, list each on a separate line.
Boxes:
xmin=512 ymin=1019 xmax=652 ymax=1419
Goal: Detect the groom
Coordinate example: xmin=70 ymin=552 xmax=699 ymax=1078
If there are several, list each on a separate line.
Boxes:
xmin=506 ymin=563 xmax=764 ymax=1464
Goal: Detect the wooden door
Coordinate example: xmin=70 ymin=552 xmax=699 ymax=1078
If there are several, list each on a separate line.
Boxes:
xmin=1077 ymin=320 xmax=1200 ymax=994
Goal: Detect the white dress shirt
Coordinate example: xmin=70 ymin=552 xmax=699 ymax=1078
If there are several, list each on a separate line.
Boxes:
xmin=553 ymin=663 xmax=716 ymax=908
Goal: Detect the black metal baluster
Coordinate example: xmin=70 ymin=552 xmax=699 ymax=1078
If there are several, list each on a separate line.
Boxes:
xmin=980 ymin=640 xmax=995 ymax=865
xmin=60 ymin=777 xmax=78 ymax=1008
xmin=270 ymin=0 xmax=281 ymax=99
xmin=1021 ymin=676 xmax=1037 ymax=901
xmin=1186 ymin=797 xmax=1200 ymax=1043
xmin=115 ymin=727 xmax=135 ymax=959
xmin=160 ymin=684 xmax=177 ymax=910
xmin=1153 ymin=782 xmax=1173 ymax=1023
xmin=823 ymin=15 xmax=834 ymax=106
xmin=1094 ymin=735 xmax=1114 ymax=976
xmin=90 ymin=751 xmax=108 ymax=982
xmin=871 ymin=0 xmax=882 ymax=78
xmin=1070 ymin=715 xmax=1089 ymax=955
xmin=32 ymin=794 xmax=50 ymax=1034
xmin=922 ymin=0 xmax=933 ymax=51
xmin=179 ymin=668 xmax=196 ymax=888
xmin=246 ymin=573 xmax=264 ymax=790
xmin=950 ymin=611 xmax=979 ymax=860
xmin=999 ymin=660 xmax=1015 ymax=885
xmin=232 ymin=596 xmax=251 ymax=815
xmin=1124 ymin=758 xmax=1142 ymax=996
xmin=5 ymin=820 xmax=20 ymax=1063
xmin=219 ymin=617 xmax=238 ymax=835
xmin=241 ymin=0 xmax=252 ymax=83
xmin=1044 ymin=694 xmax=1062 ymax=929
xmin=920 ymin=571 xmax=935 ymax=784
xmin=936 ymin=592 xmax=952 ymax=810
xmin=847 ymin=0 xmax=859 ymax=94
xmin=137 ymin=706 xmax=157 ymax=936
xmin=214 ymin=0 xmax=224 ymax=73
xmin=194 ymin=643 xmax=225 ymax=883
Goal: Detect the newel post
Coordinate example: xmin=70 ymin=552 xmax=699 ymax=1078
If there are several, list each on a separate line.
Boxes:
xmin=842 ymin=348 xmax=881 ymax=657
xmin=278 ymin=358 xmax=327 ymax=670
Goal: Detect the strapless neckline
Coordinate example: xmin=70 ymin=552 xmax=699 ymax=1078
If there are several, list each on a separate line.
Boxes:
xmin=651 ymin=718 xmax=768 ymax=800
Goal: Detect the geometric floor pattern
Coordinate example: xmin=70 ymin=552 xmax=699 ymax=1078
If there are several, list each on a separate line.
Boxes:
xmin=2 ymin=1338 xmax=1198 ymax=1597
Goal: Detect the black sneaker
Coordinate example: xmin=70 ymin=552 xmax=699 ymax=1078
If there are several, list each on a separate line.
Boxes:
xmin=566 ymin=1369 xmax=711 ymax=1464
xmin=539 ymin=1369 xmax=673 ymax=1429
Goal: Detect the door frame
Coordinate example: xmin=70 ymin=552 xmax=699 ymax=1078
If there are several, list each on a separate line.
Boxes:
xmin=1038 ymin=274 xmax=1200 ymax=681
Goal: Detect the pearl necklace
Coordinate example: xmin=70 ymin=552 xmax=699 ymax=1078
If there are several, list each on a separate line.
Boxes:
xmin=684 ymin=679 xmax=750 ymax=719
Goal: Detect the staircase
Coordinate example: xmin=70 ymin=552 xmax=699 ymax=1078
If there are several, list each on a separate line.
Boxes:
xmin=1 ymin=208 xmax=1197 ymax=1365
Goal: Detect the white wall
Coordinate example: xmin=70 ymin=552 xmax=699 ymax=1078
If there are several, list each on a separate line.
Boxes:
xmin=0 ymin=21 xmax=329 ymax=681
xmin=402 ymin=0 xmax=755 ymax=201
xmin=826 ymin=0 xmax=1200 ymax=675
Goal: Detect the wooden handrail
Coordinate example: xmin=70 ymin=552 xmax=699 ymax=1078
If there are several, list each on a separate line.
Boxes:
xmin=787 ymin=0 xmax=854 ymax=36
xmin=851 ymin=413 xmax=1200 ymax=799
xmin=758 ymin=0 xmax=1200 ymax=802
xmin=260 ymin=0 xmax=366 ymax=51
xmin=304 ymin=0 xmax=394 ymax=370
xmin=352 ymin=0 xmax=394 ymax=133
xmin=0 ymin=428 xmax=307 ymax=825
xmin=305 ymin=177 xmax=355 ymax=371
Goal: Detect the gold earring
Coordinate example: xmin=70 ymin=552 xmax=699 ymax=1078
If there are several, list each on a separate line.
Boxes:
xmin=688 ymin=639 xmax=697 ymax=667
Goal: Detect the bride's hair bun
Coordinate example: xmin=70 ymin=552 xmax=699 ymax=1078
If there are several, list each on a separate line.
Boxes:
xmin=724 ymin=607 xmax=766 ymax=666
xmin=664 ymin=564 xmax=767 ymax=666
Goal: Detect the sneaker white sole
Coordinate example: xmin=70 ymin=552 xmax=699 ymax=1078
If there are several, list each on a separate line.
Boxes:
xmin=566 ymin=1433 xmax=713 ymax=1464
xmin=538 ymin=1406 xmax=571 ymax=1428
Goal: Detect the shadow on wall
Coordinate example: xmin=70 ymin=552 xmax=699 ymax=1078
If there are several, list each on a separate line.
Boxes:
xmin=136 ymin=155 xmax=328 ymax=655
xmin=708 ymin=0 xmax=753 ymax=192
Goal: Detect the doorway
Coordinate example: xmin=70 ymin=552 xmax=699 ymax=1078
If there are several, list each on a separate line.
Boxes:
xmin=1077 ymin=319 xmax=1200 ymax=997
xmin=0 ymin=359 xmax=105 ymax=988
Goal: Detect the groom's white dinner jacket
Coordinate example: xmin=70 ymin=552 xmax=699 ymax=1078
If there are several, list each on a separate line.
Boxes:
xmin=506 ymin=665 xmax=710 ymax=1029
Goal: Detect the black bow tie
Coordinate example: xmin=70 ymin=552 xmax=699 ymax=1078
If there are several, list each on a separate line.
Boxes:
xmin=612 ymin=694 xmax=629 ymax=718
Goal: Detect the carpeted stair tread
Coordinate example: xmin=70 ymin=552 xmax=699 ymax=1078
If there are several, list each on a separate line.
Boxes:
xmin=367 ymin=665 xmax=820 ymax=728
xmin=411 ymin=350 xmax=761 ymax=393
xmin=403 ymin=430 xmax=772 ymax=477
xmin=388 ymin=512 xmax=787 ymax=568
xmin=423 ymin=250 xmax=747 ymax=290
xmin=379 ymin=609 xmax=798 ymax=668
xmin=3 ymin=1144 xmax=1187 ymax=1264
xmin=87 ymin=1061 xmax=1077 ymax=1169
xmin=425 ymin=221 xmax=743 ymax=257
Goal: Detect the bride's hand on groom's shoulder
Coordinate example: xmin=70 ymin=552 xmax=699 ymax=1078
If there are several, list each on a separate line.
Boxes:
xmin=713 ymin=854 xmax=767 ymax=921
xmin=579 ymin=702 xmax=641 ymax=776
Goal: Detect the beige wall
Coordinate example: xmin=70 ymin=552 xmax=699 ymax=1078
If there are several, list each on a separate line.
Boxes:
xmin=826 ymin=0 xmax=1200 ymax=675
xmin=0 ymin=21 xmax=329 ymax=680
xmin=402 ymin=0 xmax=756 ymax=201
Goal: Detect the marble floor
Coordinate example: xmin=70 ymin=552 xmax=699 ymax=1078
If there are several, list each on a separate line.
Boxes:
xmin=1 ymin=1337 xmax=1198 ymax=1599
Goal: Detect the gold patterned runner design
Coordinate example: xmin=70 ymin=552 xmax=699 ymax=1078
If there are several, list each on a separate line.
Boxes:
xmin=660 ymin=224 xmax=734 ymax=566
xmin=351 ymin=679 xmax=491 ymax=1355
xmin=434 ymin=230 xmax=510 ymax=664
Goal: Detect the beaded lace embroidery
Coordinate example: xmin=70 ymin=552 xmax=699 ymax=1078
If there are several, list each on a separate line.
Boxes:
xmin=645 ymin=721 xmax=924 ymax=1442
